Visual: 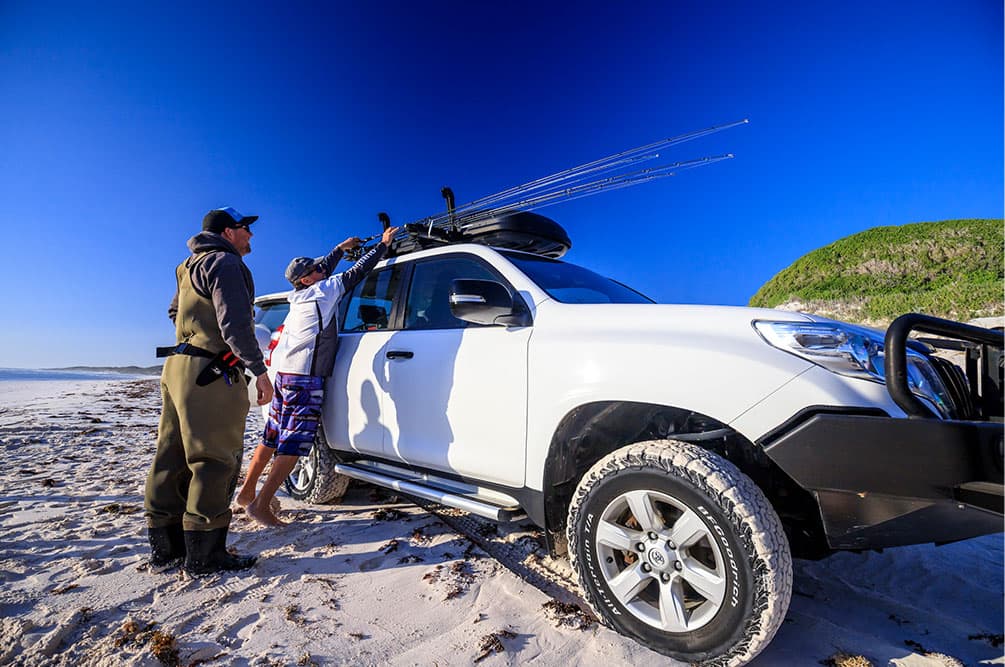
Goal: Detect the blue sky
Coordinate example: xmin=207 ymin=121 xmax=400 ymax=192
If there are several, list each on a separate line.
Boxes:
xmin=0 ymin=1 xmax=1001 ymax=368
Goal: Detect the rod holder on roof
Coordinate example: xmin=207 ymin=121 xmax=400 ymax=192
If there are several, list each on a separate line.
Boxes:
xmin=441 ymin=187 xmax=457 ymax=230
xmin=378 ymin=212 xmax=391 ymax=230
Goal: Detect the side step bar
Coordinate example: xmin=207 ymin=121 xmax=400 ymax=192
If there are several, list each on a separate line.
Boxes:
xmin=333 ymin=462 xmax=525 ymax=523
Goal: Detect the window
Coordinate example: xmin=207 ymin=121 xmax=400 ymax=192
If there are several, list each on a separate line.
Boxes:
xmin=254 ymin=302 xmax=290 ymax=333
xmin=342 ymin=266 xmax=404 ymax=332
xmin=404 ymin=257 xmax=501 ymax=330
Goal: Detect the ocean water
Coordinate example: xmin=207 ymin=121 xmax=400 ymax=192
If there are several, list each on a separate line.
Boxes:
xmin=0 ymin=368 xmax=143 ymax=382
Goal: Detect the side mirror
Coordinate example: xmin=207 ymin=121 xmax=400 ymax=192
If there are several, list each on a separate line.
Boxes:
xmin=449 ymin=279 xmax=531 ymax=327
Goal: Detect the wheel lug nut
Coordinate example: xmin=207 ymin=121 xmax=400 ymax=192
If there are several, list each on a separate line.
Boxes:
xmin=673 ymin=561 xmax=683 ymax=571
xmin=667 ymin=541 xmax=676 ymax=550
xmin=660 ymin=572 xmax=671 ymax=583
xmin=636 ymin=543 xmax=646 ymax=552
xmin=647 ymin=531 xmax=658 ymax=541
xmin=641 ymin=563 xmax=652 ymax=572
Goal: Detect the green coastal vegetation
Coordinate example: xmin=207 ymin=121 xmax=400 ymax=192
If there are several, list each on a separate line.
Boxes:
xmin=749 ymin=218 xmax=1004 ymax=326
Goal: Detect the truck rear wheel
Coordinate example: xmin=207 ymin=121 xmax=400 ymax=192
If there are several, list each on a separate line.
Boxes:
xmin=284 ymin=425 xmax=351 ymax=504
xmin=566 ymin=440 xmax=791 ymax=666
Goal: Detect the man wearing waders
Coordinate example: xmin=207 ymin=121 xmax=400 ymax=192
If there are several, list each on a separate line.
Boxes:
xmin=236 ymin=224 xmax=399 ymax=527
xmin=145 ymin=206 xmax=274 ymax=575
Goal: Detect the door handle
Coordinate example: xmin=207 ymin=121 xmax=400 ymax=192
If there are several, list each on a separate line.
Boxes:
xmin=386 ymin=350 xmax=414 ymax=359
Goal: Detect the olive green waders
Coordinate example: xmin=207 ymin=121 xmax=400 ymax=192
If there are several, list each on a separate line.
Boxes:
xmin=145 ymin=252 xmax=251 ymax=533
xmin=145 ymin=354 xmax=249 ymax=531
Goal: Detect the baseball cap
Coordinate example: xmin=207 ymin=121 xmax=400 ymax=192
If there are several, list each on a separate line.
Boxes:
xmin=286 ymin=256 xmax=322 ymax=286
xmin=202 ymin=206 xmax=259 ymax=233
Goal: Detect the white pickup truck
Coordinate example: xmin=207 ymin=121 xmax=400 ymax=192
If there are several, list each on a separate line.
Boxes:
xmin=252 ymin=211 xmax=1003 ymax=666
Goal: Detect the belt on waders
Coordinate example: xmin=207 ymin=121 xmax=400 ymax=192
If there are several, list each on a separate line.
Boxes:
xmin=156 ymin=343 xmax=246 ymax=386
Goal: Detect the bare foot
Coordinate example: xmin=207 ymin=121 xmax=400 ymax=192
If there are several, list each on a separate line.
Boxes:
xmin=246 ymin=499 xmax=287 ymax=527
xmin=235 ymin=488 xmax=255 ymax=508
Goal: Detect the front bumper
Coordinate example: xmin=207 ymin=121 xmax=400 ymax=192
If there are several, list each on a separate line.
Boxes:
xmin=762 ymin=412 xmax=1004 ymax=549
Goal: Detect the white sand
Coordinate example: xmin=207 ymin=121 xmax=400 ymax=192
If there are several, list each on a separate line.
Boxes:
xmin=0 ymin=378 xmax=1001 ymax=666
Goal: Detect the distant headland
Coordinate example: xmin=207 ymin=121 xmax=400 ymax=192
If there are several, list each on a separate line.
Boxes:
xmin=47 ymin=366 xmax=163 ymax=376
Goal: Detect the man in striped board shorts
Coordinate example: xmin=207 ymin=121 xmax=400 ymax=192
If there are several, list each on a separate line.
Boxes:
xmin=237 ymin=224 xmax=399 ymax=526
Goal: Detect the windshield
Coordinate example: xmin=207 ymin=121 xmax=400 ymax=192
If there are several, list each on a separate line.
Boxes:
xmin=501 ymin=251 xmax=654 ymax=304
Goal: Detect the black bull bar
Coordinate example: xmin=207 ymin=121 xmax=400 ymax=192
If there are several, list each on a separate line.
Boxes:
xmin=764 ymin=314 xmax=1003 ymax=550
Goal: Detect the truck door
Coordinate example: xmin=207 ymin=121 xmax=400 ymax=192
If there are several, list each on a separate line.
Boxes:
xmin=380 ymin=254 xmax=531 ymax=488
xmin=325 ymin=264 xmax=404 ymax=456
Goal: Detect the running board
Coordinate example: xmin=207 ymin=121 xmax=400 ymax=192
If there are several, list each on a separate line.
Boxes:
xmin=333 ymin=462 xmax=525 ymax=522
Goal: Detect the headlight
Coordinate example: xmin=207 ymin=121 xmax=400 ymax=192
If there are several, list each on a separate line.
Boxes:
xmin=753 ymin=320 xmax=955 ymax=418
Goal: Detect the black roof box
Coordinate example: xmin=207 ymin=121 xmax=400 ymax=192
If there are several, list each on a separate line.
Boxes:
xmin=393 ymin=210 xmax=571 ymax=258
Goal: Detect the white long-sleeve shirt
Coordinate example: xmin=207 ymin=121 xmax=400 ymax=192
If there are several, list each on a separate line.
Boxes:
xmin=271 ymin=243 xmax=387 ymax=376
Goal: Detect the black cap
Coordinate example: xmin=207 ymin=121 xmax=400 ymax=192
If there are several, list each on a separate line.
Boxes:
xmin=286 ymin=256 xmax=319 ymax=286
xmin=202 ymin=206 xmax=259 ymax=233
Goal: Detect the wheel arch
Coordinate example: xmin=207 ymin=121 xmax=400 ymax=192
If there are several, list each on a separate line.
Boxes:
xmin=541 ymin=400 xmax=828 ymax=558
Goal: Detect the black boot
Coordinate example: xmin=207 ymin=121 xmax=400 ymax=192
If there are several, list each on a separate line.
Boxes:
xmin=183 ymin=527 xmax=257 ymax=576
xmin=148 ymin=524 xmax=185 ymax=569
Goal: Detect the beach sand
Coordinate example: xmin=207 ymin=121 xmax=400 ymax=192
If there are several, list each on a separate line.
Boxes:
xmin=0 ymin=378 xmax=1001 ymax=666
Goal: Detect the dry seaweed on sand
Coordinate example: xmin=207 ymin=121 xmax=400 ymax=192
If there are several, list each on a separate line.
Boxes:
xmin=284 ymin=604 xmax=305 ymax=625
xmin=371 ymin=508 xmax=405 ymax=521
xmin=113 ymin=619 xmax=179 ymax=666
xmin=410 ymin=526 xmax=432 ymax=544
xmin=297 ymin=652 xmax=320 ymax=667
xmin=969 ymin=632 xmax=1004 ymax=648
xmin=473 ymin=628 xmax=517 ymax=663
xmin=149 ymin=630 xmax=179 ymax=666
xmin=398 ymin=554 xmax=424 ymax=564
xmin=113 ymin=618 xmax=156 ymax=647
xmin=820 ymin=653 xmax=873 ymax=667
xmin=541 ymin=599 xmax=596 ymax=630
xmin=422 ymin=561 xmax=477 ymax=600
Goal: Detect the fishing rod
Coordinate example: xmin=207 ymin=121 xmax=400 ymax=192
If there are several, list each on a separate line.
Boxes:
xmin=454 ymin=153 xmax=735 ymax=224
xmin=406 ymin=119 xmax=748 ymax=235
xmin=444 ymin=118 xmax=748 ymax=220
xmin=349 ymin=119 xmax=747 ymax=256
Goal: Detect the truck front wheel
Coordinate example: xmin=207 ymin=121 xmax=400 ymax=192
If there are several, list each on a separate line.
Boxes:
xmin=566 ymin=440 xmax=792 ymax=666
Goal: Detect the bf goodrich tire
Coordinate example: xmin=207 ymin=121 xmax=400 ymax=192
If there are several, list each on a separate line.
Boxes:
xmin=284 ymin=425 xmax=351 ymax=504
xmin=566 ymin=440 xmax=792 ymax=666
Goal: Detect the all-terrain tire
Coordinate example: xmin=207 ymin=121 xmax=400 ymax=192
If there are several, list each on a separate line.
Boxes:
xmin=566 ymin=440 xmax=792 ymax=667
xmin=284 ymin=425 xmax=351 ymax=504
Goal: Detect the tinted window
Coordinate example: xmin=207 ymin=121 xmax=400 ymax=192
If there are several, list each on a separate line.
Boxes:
xmin=404 ymin=257 xmax=500 ymax=330
xmin=342 ymin=266 xmax=404 ymax=332
xmin=502 ymin=252 xmax=653 ymax=304
xmin=255 ymin=302 xmax=290 ymax=332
